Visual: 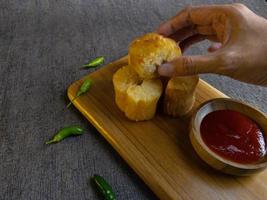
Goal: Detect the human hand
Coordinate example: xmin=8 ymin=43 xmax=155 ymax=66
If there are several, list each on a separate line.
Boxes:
xmin=157 ymin=4 xmax=267 ymax=86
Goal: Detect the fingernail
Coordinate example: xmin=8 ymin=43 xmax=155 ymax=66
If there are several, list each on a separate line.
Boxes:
xmin=158 ymin=63 xmax=174 ymax=77
xmin=208 ymin=43 xmax=222 ymax=52
xmin=155 ymin=23 xmax=169 ymax=36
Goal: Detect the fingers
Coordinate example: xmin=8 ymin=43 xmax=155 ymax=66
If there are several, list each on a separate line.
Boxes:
xmin=156 ymin=5 xmax=232 ymax=77
xmin=158 ymin=54 xmax=220 ymax=76
xmin=197 ymin=25 xmax=215 ymax=35
xmin=156 ymin=5 xmax=227 ymax=37
xmin=156 ymin=7 xmax=192 ymax=36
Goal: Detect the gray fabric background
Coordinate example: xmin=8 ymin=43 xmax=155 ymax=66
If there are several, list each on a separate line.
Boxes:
xmin=0 ymin=0 xmax=266 ymax=199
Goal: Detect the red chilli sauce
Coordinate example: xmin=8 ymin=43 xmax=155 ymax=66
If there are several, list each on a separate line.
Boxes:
xmin=200 ymin=110 xmax=266 ymax=164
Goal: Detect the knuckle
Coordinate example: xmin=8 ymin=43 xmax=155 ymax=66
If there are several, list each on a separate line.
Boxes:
xmin=180 ymin=5 xmax=194 ymax=22
xmin=215 ymin=52 xmax=237 ymax=73
xmin=232 ymin=3 xmax=247 ymax=10
xmin=169 ymin=21 xmax=177 ymax=34
xmin=182 ymin=5 xmax=193 ymax=13
xmin=217 ymin=53 xmax=230 ymax=67
xmin=180 ymin=56 xmax=196 ymax=74
xmin=228 ymin=3 xmax=248 ymax=15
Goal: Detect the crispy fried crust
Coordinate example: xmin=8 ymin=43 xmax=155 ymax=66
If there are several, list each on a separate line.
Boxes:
xmin=164 ymin=75 xmax=199 ymax=117
xmin=112 ymin=66 xmax=141 ymax=111
xmin=129 ymin=33 xmax=181 ymax=79
xmin=113 ymin=65 xmax=162 ymax=121
xmin=113 ymin=33 xmax=199 ymax=120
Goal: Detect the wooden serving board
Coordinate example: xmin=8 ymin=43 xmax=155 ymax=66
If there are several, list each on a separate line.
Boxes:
xmin=68 ymin=57 xmax=267 ymax=200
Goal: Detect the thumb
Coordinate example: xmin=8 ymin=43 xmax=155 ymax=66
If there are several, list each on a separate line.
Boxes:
xmin=158 ymin=55 xmax=219 ymax=77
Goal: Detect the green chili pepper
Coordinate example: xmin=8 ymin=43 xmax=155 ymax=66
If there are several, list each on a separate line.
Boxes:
xmin=45 ymin=126 xmax=84 ymax=144
xmin=67 ymin=79 xmax=92 ymax=108
xmin=92 ymin=174 xmax=116 ymax=200
xmin=83 ymin=56 xmax=104 ymax=68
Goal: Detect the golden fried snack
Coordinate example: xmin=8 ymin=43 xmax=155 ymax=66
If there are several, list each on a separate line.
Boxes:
xmin=114 ymin=33 xmax=198 ymax=120
xmin=164 ymin=75 xmax=199 ymax=117
xmin=129 ymin=33 xmax=181 ymax=79
xmin=112 ymin=65 xmax=141 ymax=111
xmin=113 ymin=66 xmax=162 ymax=121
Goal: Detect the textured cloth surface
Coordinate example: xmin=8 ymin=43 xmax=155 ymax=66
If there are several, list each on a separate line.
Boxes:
xmin=0 ymin=0 xmax=266 ymax=200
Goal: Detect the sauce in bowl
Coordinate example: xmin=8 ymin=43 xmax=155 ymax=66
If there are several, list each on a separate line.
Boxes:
xmin=200 ymin=110 xmax=266 ymax=164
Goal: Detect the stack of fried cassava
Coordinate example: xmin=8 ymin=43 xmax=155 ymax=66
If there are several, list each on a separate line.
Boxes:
xmin=113 ymin=33 xmax=199 ymax=121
